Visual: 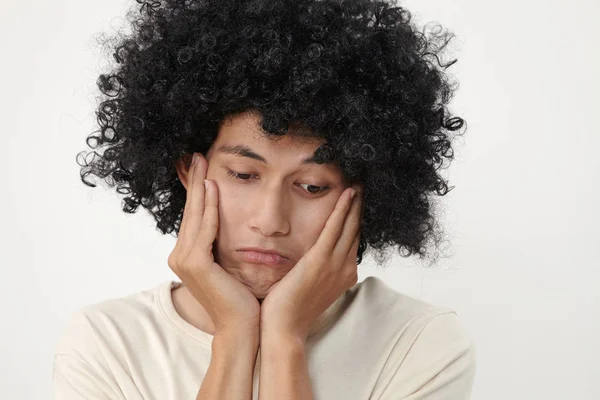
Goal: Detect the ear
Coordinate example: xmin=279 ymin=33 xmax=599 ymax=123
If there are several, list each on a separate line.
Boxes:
xmin=174 ymin=153 xmax=194 ymax=191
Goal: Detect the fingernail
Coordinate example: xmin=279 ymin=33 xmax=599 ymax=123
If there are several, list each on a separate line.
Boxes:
xmin=204 ymin=180 xmax=209 ymax=190
xmin=350 ymin=189 xmax=356 ymax=199
xmin=192 ymin=153 xmax=199 ymax=165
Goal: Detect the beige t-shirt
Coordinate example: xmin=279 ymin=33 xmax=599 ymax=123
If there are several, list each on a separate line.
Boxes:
xmin=53 ymin=276 xmax=476 ymax=399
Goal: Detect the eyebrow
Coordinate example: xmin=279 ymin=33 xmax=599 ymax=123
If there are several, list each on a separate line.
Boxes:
xmin=216 ymin=144 xmax=329 ymax=165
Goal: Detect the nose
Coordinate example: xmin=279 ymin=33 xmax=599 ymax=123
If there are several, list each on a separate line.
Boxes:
xmin=247 ymin=185 xmax=290 ymax=237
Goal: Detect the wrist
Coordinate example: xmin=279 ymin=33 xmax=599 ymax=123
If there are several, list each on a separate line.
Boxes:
xmin=260 ymin=331 xmax=306 ymax=368
xmin=261 ymin=326 xmax=307 ymax=348
xmin=213 ymin=325 xmax=260 ymax=353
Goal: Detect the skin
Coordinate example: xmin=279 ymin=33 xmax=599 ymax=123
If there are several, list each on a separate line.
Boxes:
xmin=172 ymin=110 xmax=363 ymax=399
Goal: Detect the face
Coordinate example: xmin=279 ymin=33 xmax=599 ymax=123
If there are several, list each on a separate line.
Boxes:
xmin=179 ymin=111 xmax=349 ymax=299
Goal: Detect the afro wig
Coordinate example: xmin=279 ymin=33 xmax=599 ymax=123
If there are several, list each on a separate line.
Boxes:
xmin=77 ymin=0 xmax=466 ymax=267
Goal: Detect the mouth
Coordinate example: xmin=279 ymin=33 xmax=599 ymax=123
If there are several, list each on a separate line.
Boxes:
xmin=237 ymin=248 xmax=290 ymax=266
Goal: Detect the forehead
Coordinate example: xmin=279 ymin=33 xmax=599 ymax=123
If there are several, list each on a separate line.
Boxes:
xmin=212 ymin=112 xmax=330 ymax=165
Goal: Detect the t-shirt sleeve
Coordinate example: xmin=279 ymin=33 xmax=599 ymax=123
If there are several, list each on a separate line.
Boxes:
xmin=376 ymin=311 xmax=477 ymax=400
xmin=52 ymin=309 xmax=125 ymax=400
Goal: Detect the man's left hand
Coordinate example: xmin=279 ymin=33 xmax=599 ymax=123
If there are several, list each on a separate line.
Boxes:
xmin=260 ymin=184 xmax=364 ymax=343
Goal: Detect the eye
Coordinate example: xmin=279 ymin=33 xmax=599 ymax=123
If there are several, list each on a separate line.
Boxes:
xmin=298 ymin=183 xmax=330 ymax=194
xmin=226 ymin=169 xmax=254 ymax=181
xmin=226 ymin=169 xmax=330 ymax=195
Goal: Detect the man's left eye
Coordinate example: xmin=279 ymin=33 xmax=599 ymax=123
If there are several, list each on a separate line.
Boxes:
xmin=299 ymin=183 xmax=329 ymax=194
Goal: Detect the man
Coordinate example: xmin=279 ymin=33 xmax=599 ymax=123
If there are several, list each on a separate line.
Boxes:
xmin=56 ymin=0 xmax=475 ymax=398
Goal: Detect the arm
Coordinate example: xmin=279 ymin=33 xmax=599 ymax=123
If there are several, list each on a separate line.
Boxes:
xmin=258 ymin=331 xmax=313 ymax=400
xmin=196 ymin=329 xmax=260 ymax=400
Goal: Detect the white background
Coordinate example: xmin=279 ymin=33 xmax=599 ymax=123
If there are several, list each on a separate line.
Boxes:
xmin=1 ymin=0 xmax=598 ymax=399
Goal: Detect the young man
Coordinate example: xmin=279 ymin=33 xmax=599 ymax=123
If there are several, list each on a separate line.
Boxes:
xmin=55 ymin=0 xmax=475 ymax=398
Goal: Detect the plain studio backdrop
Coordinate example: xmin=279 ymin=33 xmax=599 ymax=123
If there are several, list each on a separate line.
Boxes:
xmin=1 ymin=0 xmax=598 ymax=398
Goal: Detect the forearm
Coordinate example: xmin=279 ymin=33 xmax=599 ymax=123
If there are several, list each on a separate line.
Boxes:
xmin=258 ymin=332 xmax=313 ymax=400
xmin=196 ymin=330 xmax=259 ymax=400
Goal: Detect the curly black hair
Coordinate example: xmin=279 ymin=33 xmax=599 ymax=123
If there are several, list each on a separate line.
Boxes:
xmin=77 ymin=0 xmax=466 ymax=267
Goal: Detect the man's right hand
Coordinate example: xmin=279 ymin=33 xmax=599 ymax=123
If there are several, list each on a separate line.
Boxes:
xmin=168 ymin=152 xmax=261 ymax=338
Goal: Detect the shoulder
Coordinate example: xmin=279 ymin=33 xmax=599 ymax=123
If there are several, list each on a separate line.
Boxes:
xmin=351 ymin=277 xmax=476 ymax=398
xmin=346 ymin=276 xmax=476 ymax=372
xmin=52 ymin=283 xmax=172 ymax=398
xmin=349 ymin=276 xmax=464 ymax=329
xmin=54 ymin=281 xmax=171 ymax=358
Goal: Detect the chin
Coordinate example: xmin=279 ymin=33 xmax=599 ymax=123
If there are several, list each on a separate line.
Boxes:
xmin=243 ymin=275 xmax=282 ymax=300
xmin=250 ymin=290 xmax=268 ymax=302
xmin=248 ymin=284 xmax=272 ymax=300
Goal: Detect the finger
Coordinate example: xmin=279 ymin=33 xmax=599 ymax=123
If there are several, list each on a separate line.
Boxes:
xmin=194 ymin=178 xmax=219 ymax=254
xmin=178 ymin=153 xmax=207 ymax=250
xmin=344 ymin=230 xmax=360 ymax=265
xmin=333 ymin=184 xmax=363 ymax=260
xmin=176 ymin=154 xmax=195 ymax=239
xmin=314 ymin=187 xmax=356 ymax=254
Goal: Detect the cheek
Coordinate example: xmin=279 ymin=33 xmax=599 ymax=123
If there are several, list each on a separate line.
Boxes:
xmin=211 ymin=181 xmax=248 ymax=259
xmin=293 ymin=198 xmax=338 ymax=249
xmin=213 ymin=180 xmax=248 ymax=223
xmin=204 ymin=162 xmax=245 ymax=212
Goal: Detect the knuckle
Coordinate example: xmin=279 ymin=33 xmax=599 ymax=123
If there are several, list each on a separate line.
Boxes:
xmin=207 ymin=220 xmax=219 ymax=231
xmin=334 ymin=225 xmax=343 ymax=238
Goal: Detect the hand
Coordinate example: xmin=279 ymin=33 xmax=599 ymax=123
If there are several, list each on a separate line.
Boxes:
xmin=260 ymin=184 xmax=363 ymax=343
xmin=168 ymin=152 xmax=261 ymax=336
